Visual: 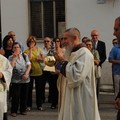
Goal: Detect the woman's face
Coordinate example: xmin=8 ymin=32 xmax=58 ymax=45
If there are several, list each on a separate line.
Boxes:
xmin=29 ymin=39 xmax=36 ymax=48
xmin=54 ymin=39 xmax=60 ymax=48
xmin=7 ymin=38 xmax=13 ymax=47
xmin=12 ymin=44 xmax=21 ymax=54
xmin=86 ymin=41 xmax=93 ymax=51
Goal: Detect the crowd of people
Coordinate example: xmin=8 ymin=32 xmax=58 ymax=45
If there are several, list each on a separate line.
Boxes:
xmin=0 ymin=16 xmax=120 ymax=120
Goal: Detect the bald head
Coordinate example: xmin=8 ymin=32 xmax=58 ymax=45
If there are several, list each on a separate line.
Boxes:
xmin=65 ymin=27 xmax=81 ymax=40
xmin=61 ymin=27 xmax=81 ymax=49
xmin=91 ymin=30 xmax=99 ymax=35
xmin=8 ymin=31 xmax=16 ymax=41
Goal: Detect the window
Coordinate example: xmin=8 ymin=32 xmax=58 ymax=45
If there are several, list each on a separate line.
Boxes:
xmin=30 ymin=0 xmax=65 ymax=39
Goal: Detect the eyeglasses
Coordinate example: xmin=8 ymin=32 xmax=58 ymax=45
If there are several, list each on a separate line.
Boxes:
xmin=44 ymin=40 xmax=50 ymax=43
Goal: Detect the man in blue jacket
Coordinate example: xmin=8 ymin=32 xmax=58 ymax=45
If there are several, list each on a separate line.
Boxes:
xmin=110 ymin=16 xmax=120 ymax=120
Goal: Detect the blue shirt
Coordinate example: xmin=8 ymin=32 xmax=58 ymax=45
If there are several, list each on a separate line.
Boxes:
xmin=109 ymin=45 xmax=120 ymax=75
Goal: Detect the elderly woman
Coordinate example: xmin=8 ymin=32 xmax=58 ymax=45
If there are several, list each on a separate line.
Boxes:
xmin=24 ymin=36 xmax=44 ymax=111
xmin=9 ymin=42 xmax=31 ymax=117
xmin=85 ymin=39 xmax=100 ymax=66
xmin=85 ymin=39 xmax=100 ymax=98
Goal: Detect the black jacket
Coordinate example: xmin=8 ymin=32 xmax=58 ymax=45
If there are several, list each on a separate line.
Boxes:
xmin=96 ymin=40 xmax=106 ymax=66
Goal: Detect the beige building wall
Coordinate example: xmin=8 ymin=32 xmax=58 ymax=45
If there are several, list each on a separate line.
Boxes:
xmin=66 ymin=0 xmax=120 ymax=58
xmin=65 ymin=0 xmax=120 ymax=89
xmin=1 ymin=0 xmax=29 ymax=49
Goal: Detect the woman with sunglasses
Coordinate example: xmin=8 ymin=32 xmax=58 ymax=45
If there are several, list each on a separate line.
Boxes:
xmin=53 ymin=37 xmax=67 ymax=110
xmin=48 ymin=37 xmax=63 ymax=109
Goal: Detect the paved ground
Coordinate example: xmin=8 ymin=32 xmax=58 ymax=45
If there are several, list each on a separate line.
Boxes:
xmin=7 ymin=61 xmax=117 ymax=120
xmin=8 ymin=92 xmax=118 ymax=120
xmin=99 ymin=93 xmax=117 ymax=120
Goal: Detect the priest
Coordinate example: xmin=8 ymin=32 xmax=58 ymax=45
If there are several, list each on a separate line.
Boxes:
xmin=55 ymin=28 xmax=101 ymax=120
xmin=0 ymin=54 xmax=12 ymax=120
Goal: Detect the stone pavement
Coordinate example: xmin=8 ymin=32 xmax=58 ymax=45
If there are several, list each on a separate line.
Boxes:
xmin=7 ymin=61 xmax=117 ymax=120
xmin=8 ymin=92 xmax=118 ymax=120
xmin=99 ymin=93 xmax=117 ymax=120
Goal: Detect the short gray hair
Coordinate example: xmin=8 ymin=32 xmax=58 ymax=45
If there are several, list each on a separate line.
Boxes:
xmin=65 ymin=27 xmax=81 ymax=39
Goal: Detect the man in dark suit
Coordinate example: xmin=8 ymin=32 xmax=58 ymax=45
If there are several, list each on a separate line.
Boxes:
xmin=91 ymin=30 xmax=106 ymax=66
xmin=91 ymin=29 xmax=106 ymax=98
xmin=113 ymin=16 xmax=120 ymax=120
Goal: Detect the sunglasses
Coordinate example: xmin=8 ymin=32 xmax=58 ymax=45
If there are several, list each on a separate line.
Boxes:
xmin=55 ymin=40 xmax=60 ymax=42
xmin=44 ymin=40 xmax=50 ymax=43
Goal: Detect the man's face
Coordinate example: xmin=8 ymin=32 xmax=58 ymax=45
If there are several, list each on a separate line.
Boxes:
xmin=61 ymin=32 xmax=73 ymax=49
xmin=61 ymin=32 xmax=74 ymax=59
xmin=91 ymin=31 xmax=99 ymax=43
xmin=113 ymin=20 xmax=120 ymax=41
xmin=44 ymin=38 xmax=51 ymax=48
xmin=9 ymin=32 xmax=16 ymax=41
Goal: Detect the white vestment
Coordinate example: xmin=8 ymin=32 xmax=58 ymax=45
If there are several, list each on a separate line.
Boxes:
xmin=58 ymin=47 xmax=101 ymax=120
xmin=0 ymin=55 xmax=12 ymax=120
xmin=57 ymin=74 xmax=67 ymax=111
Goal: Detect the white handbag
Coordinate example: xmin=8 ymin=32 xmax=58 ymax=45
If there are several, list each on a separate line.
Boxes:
xmin=95 ymin=65 xmax=101 ymax=79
